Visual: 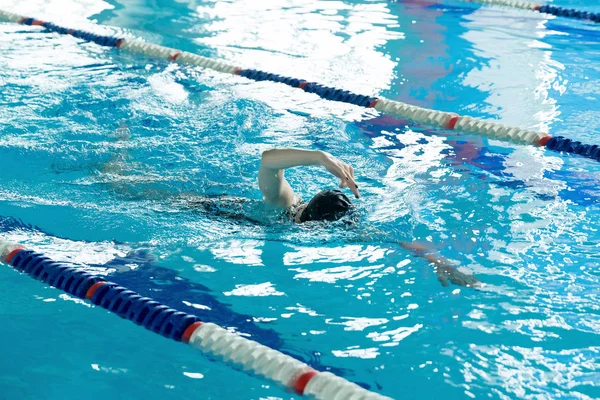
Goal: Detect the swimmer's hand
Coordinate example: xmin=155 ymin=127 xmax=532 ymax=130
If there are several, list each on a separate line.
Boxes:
xmin=319 ymin=151 xmax=360 ymax=198
xmin=400 ymin=241 xmax=481 ymax=288
xmin=435 ymin=263 xmax=481 ymax=288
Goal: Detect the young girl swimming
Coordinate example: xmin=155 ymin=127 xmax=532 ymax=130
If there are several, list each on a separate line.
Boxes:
xmin=258 ymin=148 xmax=357 ymax=223
xmin=102 ymin=125 xmax=479 ymax=288
xmin=257 ymin=148 xmax=480 ymax=288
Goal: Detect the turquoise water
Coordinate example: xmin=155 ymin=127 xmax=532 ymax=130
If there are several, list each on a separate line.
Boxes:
xmin=1 ymin=0 xmax=600 ymax=398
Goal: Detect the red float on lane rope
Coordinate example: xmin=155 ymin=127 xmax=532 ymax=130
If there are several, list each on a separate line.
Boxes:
xmin=181 ymin=321 xmax=203 ymax=344
xmin=86 ymin=281 xmax=107 ymax=300
xmin=5 ymin=248 xmax=24 ymax=264
xmin=447 ymin=115 xmax=459 ymax=130
xmin=293 ymin=370 xmax=317 ymax=395
xmin=538 ymin=135 xmax=552 ymax=147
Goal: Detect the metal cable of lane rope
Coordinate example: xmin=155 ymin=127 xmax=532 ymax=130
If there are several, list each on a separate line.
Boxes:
xmin=0 ymin=240 xmax=393 ymax=400
xmin=461 ymin=0 xmax=600 ymax=23
xmin=1 ymin=9 xmax=600 ymax=163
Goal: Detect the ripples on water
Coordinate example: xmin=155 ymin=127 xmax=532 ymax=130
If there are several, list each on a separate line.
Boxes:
xmin=1 ymin=0 xmax=600 ymax=398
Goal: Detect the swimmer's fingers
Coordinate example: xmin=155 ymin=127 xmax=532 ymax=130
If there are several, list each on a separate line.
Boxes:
xmin=323 ymin=156 xmax=359 ymax=197
xmin=339 ymin=175 xmax=359 ymax=198
xmin=348 ymin=166 xmax=359 ymax=198
xmin=437 ymin=272 xmax=449 ymax=287
xmin=337 ymin=165 xmax=349 ymax=188
xmin=346 ymin=176 xmax=360 ymax=198
xmin=440 ymin=266 xmax=480 ymax=288
xmin=325 ymin=159 xmax=347 ymax=181
xmin=342 ymin=164 xmax=359 ymax=198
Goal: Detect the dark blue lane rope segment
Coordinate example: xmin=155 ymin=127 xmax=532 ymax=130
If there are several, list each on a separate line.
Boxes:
xmin=20 ymin=17 xmax=123 ymax=47
xmin=545 ymin=136 xmax=600 ymax=160
xmin=538 ymin=5 xmax=600 ymax=23
xmin=238 ymin=69 xmax=378 ymax=108
xmin=238 ymin=69 xmax=304 ymax=88
xmin=7 ymin=249 xmax=200 ymax=342
xmin=89 ymin=282 xmax=201 ymax=341
xmin=302 ymin=82 xmax=376 ymax=107
xmin=9 ymin=250 xmax=105 ymax=298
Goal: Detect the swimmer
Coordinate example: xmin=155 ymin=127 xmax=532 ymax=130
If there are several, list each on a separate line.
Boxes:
xmin=258 ymin=148 xmax=480 ymax=288
xmin=173 ymin=148 xmax=357 ymax=225
xmin=101 ymin=126 xmax=479 ymax=288
xmin=258 ymin=148 xmax=358 ymax=223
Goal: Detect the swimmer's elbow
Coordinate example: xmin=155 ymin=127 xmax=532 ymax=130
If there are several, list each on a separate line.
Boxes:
xmin=260 ymin=149 xmax=281 ymax=170
xmin=261 ymin=149 xmax=275 ymax=163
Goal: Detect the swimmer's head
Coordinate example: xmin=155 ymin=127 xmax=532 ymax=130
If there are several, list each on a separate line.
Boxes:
xmin=298 ymin=189 xmax=353 ymax=223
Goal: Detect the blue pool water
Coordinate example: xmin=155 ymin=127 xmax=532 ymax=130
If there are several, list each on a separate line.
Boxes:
xmin=1 ymin=0 xmax=600 ymax=398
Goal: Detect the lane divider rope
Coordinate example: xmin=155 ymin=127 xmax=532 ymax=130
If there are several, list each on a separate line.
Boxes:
xmin=0 ymin=240 xmax=392 ymax=400
xmin=1 ymin=9 xmax=599 ymax=163
xmin=462 ymin=0 xmax=600 ymax=23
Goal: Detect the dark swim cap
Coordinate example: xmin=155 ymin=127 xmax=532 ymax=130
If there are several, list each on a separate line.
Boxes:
xmin=299 ymin=190 xmax=352 ymax=223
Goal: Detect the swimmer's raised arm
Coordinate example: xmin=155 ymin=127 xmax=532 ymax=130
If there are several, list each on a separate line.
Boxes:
xmin=259 ymin=148 xmax=359 ymax=208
